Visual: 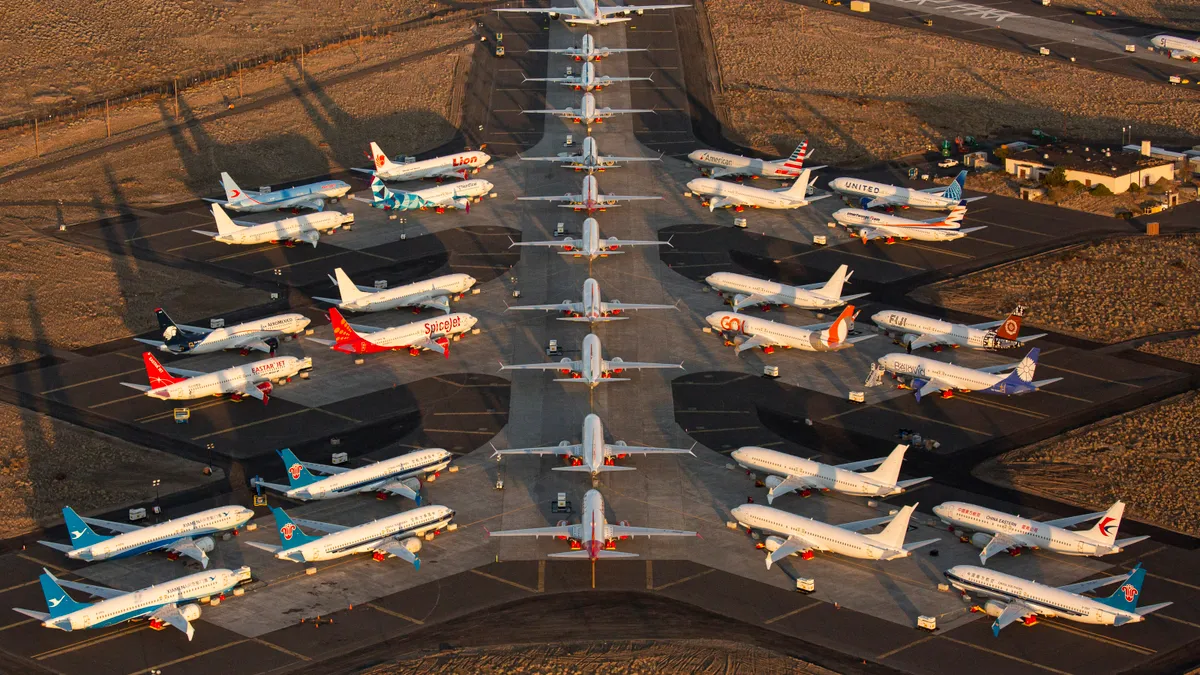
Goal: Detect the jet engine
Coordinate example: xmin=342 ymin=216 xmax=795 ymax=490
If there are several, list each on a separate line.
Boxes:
xmin=256 ymin=381 xmax=273 ymax=396
xmin=403 ymin=538 xmax=423 ymax=554
xmin=764 ymin=475 xmax=784 ymax=490
xmin=609 ymin=356 xmax=624 ymax=374
xmin=763 ymin=535 xmax=787 ymax=553
xmin=562 ymin=238 xmax=578 ymax=251
xmin=194 ymin=536 xmax=216 ymax=553
xmin=606 ymin=236 xmax=620 ymax=251
xmin=556 ymin=520 xmax=571 ymax=541
xmin=559 ymin=357 xmax=574 ymax=374
xmin=617 ymin=520 xmax=630 ymax=539
xmin=970 ymin=533 xmax=993 ymax=549
xmin=731 ymin=293 xmax=751 ymax=308
xmin=180 ymin=604 xmax=203 ymax=622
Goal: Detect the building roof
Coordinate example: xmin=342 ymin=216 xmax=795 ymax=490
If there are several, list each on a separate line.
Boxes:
xmin=1008 ymin=143 xmax=1175 ymax=177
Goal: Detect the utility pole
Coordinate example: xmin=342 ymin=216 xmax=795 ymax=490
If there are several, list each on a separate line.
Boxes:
xmin=33 ymin=117 xmax=40 ymax=157
xmin=173 ymin=78 xmax=179 ymax=119
xmin=300 ymin=45 xmax=305 ymax=77
xmin=105 ymin=99 xmax=111 ymax=137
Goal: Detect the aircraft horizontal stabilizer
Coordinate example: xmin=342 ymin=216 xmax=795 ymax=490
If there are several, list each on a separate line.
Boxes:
xmin=559 ymin=249 xmax=623 ymax=255
xmin=12 ymin=608 xmax=50 ymax=621
xmin=559 ymin=316 xmax=629 ymax=323
xmin=305 ymin=338 xmax=335 ymax=347
xmin=895 ymin=476 xmax=933 ymax=490
xmin=551 ymin=465 xmax=635 ymax=472
xmin=903 ymin=538 xmax=940 ymax=552
xmin=1135 ymin=601 xmax=1173 ymax=617
xmin=120 ymin=382 xmax=152 ymax=392
xmin=191 ymin=230 xmax=220 ymax=238
xmin=133 ymin=338 xmax=166 ymax=348
xmin=246 ymin=541 xmax=282 ymax=554
xmin=1116 ymin=535 xmax=1152 ymax=549
xmin=249 ymin=478 xmax=294 ymax=494
xmin=548 ymin=550 xmax=639 ymax=559
xmin=37 ymin=540 xmax=74 ymax=553
xmin=1018 ymin=333 xmax=1048 ymax=343
xmin=838 ymin=292 xmax=871 ymax=303
xmin=1032 ymin=377 xmax=1063 ymax=389
xmin=554 ymin=377 xmax=630 ymax=383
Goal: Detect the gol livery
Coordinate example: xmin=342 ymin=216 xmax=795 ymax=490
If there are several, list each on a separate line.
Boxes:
xmin=251 ymin=447 xmax=453 ymax=503
xmin=933 ymin=501 xmax=1150 ymax=564
xmin=194 ymin=203 xmax=353 ymax=248
xmin=487 ymin=489 xmax=696 ymax=560
xmin=829 ymin=170 xmax=984 ymax=210
xmin=731 ymin=444 xmax=930 ymax=503
xmin=249 ymin=506 xmax=454 ymax=567
xmin=136 ymin=308 xmax=310 ymax=355
xmin=706 ymin=305 xmax=873 ymax=355
xmin=357 ymin=142 xmax=490 ymax=182
xmin=501 ymin=332 xmax=682 ymax=387
xmin=507 ymin=277 xmax=676 ymax=323
xmin=361 ymin=176 xmax=493 ymax=213
xmin=529 ymin=33 xmax=648 ymax=61
xmin=522 ymin=92 xmax=653 ymax=127
xmin=491 ymin=413 xmax=694 ymax=477
xmin=688 ymin=140 xmax=818 ymax=180
xmin=872 ymin=305 xmax=1045 ymax=352
xmin=206 ymin=172 xmax=350 ymax=213
xmin=520 ymin=136 xmax=660 ymax=173
xmin=311 ymin=308 xmax=478 ymax=358
xmin=518 ymin=174 xmax=661 ymax=212
xmin=686 ymin=169 xmax=826 ymax=211
xmin=868 ymin=347 xmax=1061 ymax=400
xmin=833 ymin=205 xmax=986 ymax=244
xmin=706 ymin=264 xmax=868 ymax=311
xmin=524 ymin=60 xmax=651 ymax=92
xmin=121 ymin=352 xmax=311 ymax=403
xmin=1152 ymin=34 xmax=1200 ymax=61
xmin=315 ymin=268 xmax=476 ymax=314
xmin=509 ymin=216 xmax=669 ymax=261
xmin=495 ymin=0 xmax=689 ymax=26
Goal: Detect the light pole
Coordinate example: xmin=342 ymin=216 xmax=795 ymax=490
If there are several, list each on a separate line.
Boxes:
xmin=152 ymin=479 xmax=161 ymax=521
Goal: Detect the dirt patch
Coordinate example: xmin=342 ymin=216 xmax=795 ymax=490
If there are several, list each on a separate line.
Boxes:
xmin=1051 ymin=0 xmax=1199 ymax=31
xmin=977 ymin=392 xmax=1200 ymax=536
xmin=0 ymin=402 xmax=218 ymax=540
xmin=1139 ymin=333 xmax=1200 ymax=364
xmin=936 ymin=170 xmax=1197 ymax=218
xmin=912 ymin=234 xmax=1200 ymax=343
xmin=705 ymin=0 xmax=1200 ymax=166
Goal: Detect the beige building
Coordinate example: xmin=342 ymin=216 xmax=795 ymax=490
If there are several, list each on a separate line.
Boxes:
xmin=1004 ymin=144 xmax=1175 ymax=194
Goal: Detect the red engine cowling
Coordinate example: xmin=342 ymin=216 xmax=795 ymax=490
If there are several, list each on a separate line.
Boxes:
xmin=256 ymin=381 xmax=273 ymax=401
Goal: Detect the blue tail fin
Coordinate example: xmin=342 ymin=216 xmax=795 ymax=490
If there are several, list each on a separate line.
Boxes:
xmin=39 ymin=571 xmax=87 ymax=618
xmin=944 ymin=170 xmax=967 ymax=201
xmin=1097 ymin=564 xmax=1145 ymax=612
xmin=278 ymin=449 xmax=321 ymax=488
xmin=1002 ymin=347 xmax=1040 ymax=384
xmin=270 ymin=507 xmax=322 ymax=549
xmin=62 ymin=506 xmax=109 ymax=549
xmin=859 ymin=196 xmax=872 ymax=209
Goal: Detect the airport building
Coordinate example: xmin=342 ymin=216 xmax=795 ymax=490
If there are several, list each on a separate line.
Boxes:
xmin=1004 ymin=142 xmax=1176 ymax=194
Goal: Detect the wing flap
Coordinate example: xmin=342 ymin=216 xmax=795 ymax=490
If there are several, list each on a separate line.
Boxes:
xmin=149 ymin=604 xmax=195 ymax=641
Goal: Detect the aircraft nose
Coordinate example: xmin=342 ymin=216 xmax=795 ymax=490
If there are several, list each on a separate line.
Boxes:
xmin=932 ymin=504 xmax=947 ymax=519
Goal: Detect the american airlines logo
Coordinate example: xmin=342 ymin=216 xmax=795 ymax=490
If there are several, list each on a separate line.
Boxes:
xmin=425 ymin=316 xmax=463 ymax=335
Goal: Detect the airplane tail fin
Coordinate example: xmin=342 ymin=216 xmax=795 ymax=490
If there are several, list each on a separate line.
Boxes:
xmin=332 ymin=268 xmax=369 ymax=304
xmin=369 ymin=142 xmax=393 ymax=172
xmin=815 ymin=264 xmax=850 ymax=300
xmin=220 ymin=172 xmax=244 ymax=203
xmin=1083 ymin=501 xmax=1126 ymax=547
xmin=154 ymin=308 xmax=190 ymax=348
xmin=327 ymin=307 xmax=373 ymax=353
xmin=210 ymin=203 xmax=241 ymax=237
xmin=370 ymin=176 xmax=394 ymax=204
xmin=781 ymin=140 xmax=808 ymax=172
xmin=944 ymin=205 xmax=967 ymax=225
xmin=1004 ymin=347 xmax=1040 ymax=384
xmin=277 ymin=448 xmax=322 ymax=489
xmin=821 ymin=305 xmax=856 ymax=347
xmin=61 ymin=506 xmax=109 ymax=549
xmin=269 ymin=507 xmax=322 ymax=549
xmin=142 ymin=351 xmax=186 ymax=387
xmin=993 ymin=305 xmax=1026 ymax=341
xmin=783 ymin=168 xmax=815 ymax=197
xmin=1097 ymin=563 xmax=1147 ymax=613
xmin=861 ymin=444 xmax=910 ymax=487
xmin=943 ymin=170 xmax=967 ymax=201
xmin=38 ymin=570 xmax=87 ymax=619
xmin=866 ymin=503 xmax=918 ymax=550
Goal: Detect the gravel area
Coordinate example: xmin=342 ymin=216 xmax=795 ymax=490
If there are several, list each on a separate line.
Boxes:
xmin=978 ymin=392 xmax=1200 ymax=536
xmin=1052 ymin=0 xmax=1199 ymax=31
xmin=0 ymin=401 xmax=218 ymax=540
xmin=1139 ymin=333 xmax=1200 ymax=365
xmin=912 ymin=235 xmax=1200 ymax=343
xmin=936 ymin=170 xmax=1197 ymax=218
xmin=706 ymin=0 xmax=1200 ymax=166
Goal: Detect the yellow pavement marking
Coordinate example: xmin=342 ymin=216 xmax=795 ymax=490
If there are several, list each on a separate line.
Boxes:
xmin=124 ymin=222 xmax=209 ymax=243
xmin=877 ymin=634 xmax=935 ymax=659
xmin=687 ymin=426 xmax=762 ymax=433
xmin=251 ymin=637 xmax=312 ymax=661
xmin=130 ymin=640 xmax=248 ymax=673
xmin=191 ymin=408 xmax=313 ymax=441
xmin=1038 ymin=362 xmax=1140 ymax=387
xmin=364 ymin=603 xmax=425 ymax=625
xmin=421 ymin=428 xmax=501 ymax=435
xmin=899 ymin=241 xmax=974 ymax=260
xmin=1043 ymin=620 xmax=1155 ymax=655
xmin=0 ymin=579 xmax=38 ymax=594
xmin=955 ymin=395 xmax=1048 ymax=419
xmin=0 ymin=619 xmax=35 ymax=632
xmin=651 ymin=568 xmax=714 ymax=592
xmin=469 ymin=568 xmax=540 ymax=594
xmin=1157 ymin=613 xmax=1200 ymax=630
xmin=312 ymin=408 xmax=361 ymax=424
xmin=939 ymin=636 xmax=1073 ymax=674
xmin=42 ymin=368 xmax=143 ymax=395
xmin=763 ymin=601 xmax=820 ymax=625
xmin=458 ymin=502 xmax=537 ymax=529
xmin=18 ymin=554 xmax=70 ymax=574
xmin=825 ymin=248 xmax=927 ymax=271
xmin=36 ymin=623 xmax=145 ymax=660
xmin=826 ymin=405 xmax=993 ymax=437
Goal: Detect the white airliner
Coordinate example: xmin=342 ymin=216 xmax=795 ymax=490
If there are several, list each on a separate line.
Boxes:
xmin=39 ymin=505 xmax=253 ymax=568
xmin=934 ymin=501 xmax=1151 ymax=564
xmin=519 ymin=174 xmax=661 ymax=212
xmin=686 ymin=169 xmax=826 ymax=212
xmin=136 ymin=308 xmax=310 ymax=355
xmin=688 ymin=141 xmax=816 ymax=180
xmin=829 ymin=170 xmax=984 ymax=210
xmin=867 ymin=347 xmax=1061 ymax=400
xmin=833 ymin=205 xmax=986 ymax=244
xmin=509 ymin=216 xmax=669 ymax=261
xmin=1152 ymin=34 xmax=1200 ymax=61
xmin=706 ymin=265 xmax=868 ymax=312
xmin=361 ymin=176 xmax=494 ymax=213
xmin=314 ymin=268 xmax=477 ymax=314
xmin=731 ymin=444 xmax=930 ymax=503
xmin=524 ymin=61 xmax=652 ymax=92
xmin=523 ymin=92 xmax=653 ymax=127
xmin=706 ymin=305 xmax=873 ymax=355
xmin=872 ymin=305 xmax=1045 ymax=352
xmin=206 ymin=172 xmax=351 ymax=213
xmin=311 ymin=308 xmax=478 ymax=358
xmin=945 ymin=563 xmax=1171 ymax=636
xmin=508 ymin=278 xmax=676 ymax=323
xmin=356 ymin=142 xmax=490 ymax=182
xmin=251 ymin=447 xmax=453 ymax=504
xmin=495 ymin=0 xmax=690 ymax=26
xmin=15 ymin=566 xmax=251 ymax=641
xmin=500 ymin=332 xmax=682 ymax=387
xmin=121 ymin=352 xmax=311 ymax=403
xmin=487 ymin=489 xmax=696 ymax=560
xmin=248 ymin=506 xmax=454 ymax=568
xmin=733 ymin=503 xmax=938 ymax=569
xmin=193 ymin=203 xmax=354 ymax=248
xmin=521 ymin=136 xmax=660 ymax=173
xmin=529 ymin=33 xmax=647 ymax=61
xmin=491 ymin=413 xmax=693 ymax=477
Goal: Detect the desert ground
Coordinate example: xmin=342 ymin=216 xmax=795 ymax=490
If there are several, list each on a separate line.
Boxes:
xmin=0 ymin=401 xmax=219 ymax=541
xmin=936 ymin=169 xmax=1197 ymax=218
xmin=1052 ymin=0 xmax=1200 ymax=31
xmin=912 ymin=235 xmax=1200 ymax=344
xmin=705 ymin=0 xmax=1200 ymax=166
xmin=978 ymin=392 xmax=1200 ymax=536
xmin=1140 ymin=333 xmax=1200 ymax=364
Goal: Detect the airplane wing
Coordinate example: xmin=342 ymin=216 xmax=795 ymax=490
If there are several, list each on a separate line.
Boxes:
xmin=837 ymin=515 xmax=895 ymax=532
xmin=55 ymin=578 xmax=125 ymax=600
xmin=489 ymin=524 xmax=574 ymax=538
xmin=299 ymin=460 xmax=352 ymax=475
xmin=607 ymin=525 xmax=696 ymax=538
xmin=599 ymin=302 xmax=676 ymax=313
xmin=602 ymin=360 xmax=683 ymax=371
xmin=907 ymin=334 xmax=944 ymax=351
xmin=521 ymin=107 xmax=577 ymax=115
xmin=233 ymin=339 xmax=273 ymax=353
xmin=295 ymin=229 xmax=320 ymax=248
xmin=376 ymin=478 xmax=421 ymax=503
xmin=496 ymin=6 xmax=585 ymax=16
xmin=149 ymin=604 xmax=196 ymax=641
xmin=80 ymin=515 xmax=143 ymax=534
xmin=834 ymin=457 xmax=886 ymax=471
xmin=765 ymin=474 xmax=819 ymax=503
xmin=510 ymin=238 xmax=572 ymax=248
xmin=241 ymin=386 xmax=267 ymax=401
xmin=598 ymin=3 xmax=689 ymax=15
xmin=734 ymin=334 xmax=776 ymax=354
xmin=992 ymin=601 xmax=1037 ymax=636
xmin=412 ymin=336 xmax=448 ymax=356
xmin=291 ymin=518 xmax=348 ymax=534
xmin=911 ymin=377 xmax=952 ymax=401
xmin=502 ymin=360 xmax=580 ymax=372
xmin=602 ymin=195 xmax=663 ymax=202
xmin=296 ymin=198 xmax=326 ymax=212
xmin=603 ymin=443 xmax=693 ymax=458
xmin=372 ymin=538 xmax=419 ymax=567
xmin=418 ymin=295 xmax=452 ymax=314
xmin=598 ymin=107 xmax=654 ymax=115
xmin=730 ymin=294 xmax=771 ymax=311
xmin=165 ymin=538 xmax=210 ymax=568
xmin=765 ymin=534 xmax=815 ymax=570
xmin=517 ymin=194 xmax=579 ymax=202
xmin=978 ymin=533 xmax=1020 ymax=564
xmin=1043 ymin=510 xmax=1108 ymax=529
xmin=609 ymin=238 xmax=670 ymax=247
xmin=1058 ymin=572 xmax=1131 ymax=595
xmin=707 ymin=196 xmax=739 ymax=211
xmin=599 ymin=156 xmax=660 ymax=164
xmin=508 ymin=302 xmax=578 ymax=313
xmin=494 ymin=444 xmax=582 ymax=457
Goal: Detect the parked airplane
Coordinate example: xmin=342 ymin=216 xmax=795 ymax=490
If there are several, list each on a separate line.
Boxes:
xmin=121 ymin=352 xmax=310 ymax=404
xmin=38 ymin=505 xmax=252 ymax=568
xmin=361 ymin=176 xmax=493 ymax=213
xmin=867 ymin=347 xmax=1061 ymax=400
xmin=314 ymin=268 xmax=476 ymax=314
xmin=706 ymin=305 xmax=872 ymax=355
xmin=731 ymin=444 xmax=930 ymax=503
xmin=500 ymin=332 xmax=682 ymax=387
xmin=251 ymin=447 xmax=453 ymax=503
xmin=495 ymin=0 xmax=689 ymax=26
xmin=508 ymin=278 xmax=676 ymax=324
xmin=522 ymin=92 xmax=653 ymax=127
xmin=872 ymin=305 xmax=1045 ymax=352
xmin=705 ymin=264 xmax=868 ymax=312
xmin=945 ymin=563 xmax=1171 ymax=636
xmin=14 ymin=566 xmax=252 ymax=641
xmin=193 ymin=203 xmax=353 ymax=248
xmin=487 ymin=489 xmax=696 ymax=560
xmin=136 ymin=308 xmax=310 ymax=355
xmin=686 ymin=169 xmax=826 ymax=212
xmin=934 ymin=501 xmax=1150 ymax=564
xmin=206 ymin=172 xmax=350 ymax=213
xmin=829 ymin=170 xmax=984 ymax=210
xmin=356 ymin=142 xmax=490 ymax=181
xmin=529 ymin=33 xmax=647 ymax=61
xmin=521 ymin=136 xmax=660 ymax=173
xmin=518 ymin=174 xmax=661 ymax=212
xmin=248 ymin=506 xmax=454 ymax=567
xmin=491 ymin=413 xmax=693 ymax=478
xmin=310 ymin=308 xmax=477 ymax=358
xmin=524 ymin=61 xmax=651 ymax=92
xmin=508 ymin=216 xmax=669 ymax=261
xmin=733 ymin=503 xmax=938 ymax=569
xmin=688 ymin=140 xmax=817 ymax=180
xmin=1152 ymin=34 xmax=1200 ymax=61
xmin=833 ymin=205 xmax=986 ymax=244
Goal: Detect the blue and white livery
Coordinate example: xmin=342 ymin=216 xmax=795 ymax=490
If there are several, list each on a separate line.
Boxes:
xmin=362 ymin=176 xmax=493 ymax=213
xmin=206 ymin=172 xmax=351 ymax=213
xmin=867 ymin=347 xmax=1062 ymax=400
xmin=828 ymin=170 xmax=985 ymax=210
xmin=250 ymin=447 xmax=452 ymax=503
xmin=247 ymin=506 xmax=455 ymax=567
